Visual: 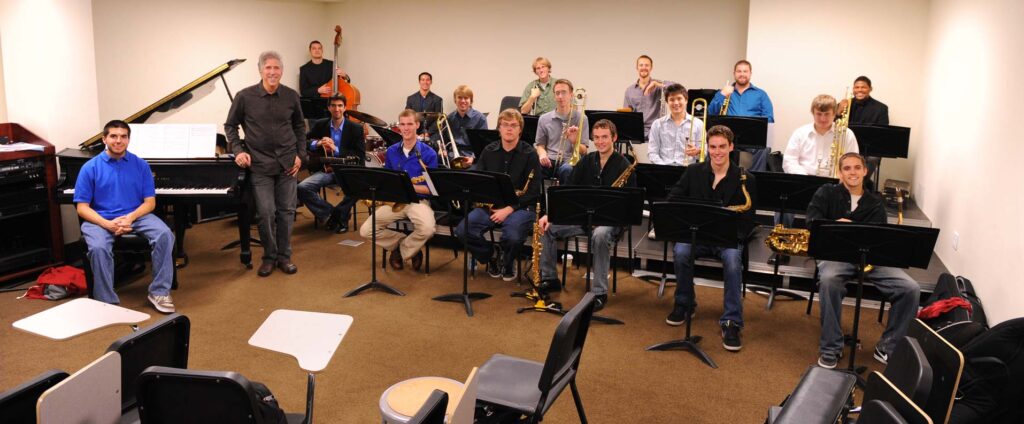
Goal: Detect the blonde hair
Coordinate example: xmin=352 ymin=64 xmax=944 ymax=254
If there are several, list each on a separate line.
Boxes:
xmin=497 ymin=108 xmax=524 ymax=129
xmin=453 ymin=85 xmax=474 ymax=102
xmin=811 ymin=94 xmax=837 ymax=113
xmin=532 ymin=57 xmax=551 ymax=72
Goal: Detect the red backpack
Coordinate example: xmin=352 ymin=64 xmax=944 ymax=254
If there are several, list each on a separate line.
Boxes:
xmin=21 ymin=266 xmax=87 ymax=300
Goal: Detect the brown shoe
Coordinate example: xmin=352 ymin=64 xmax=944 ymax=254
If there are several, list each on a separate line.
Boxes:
xmin=277 ymin=259 xmax=298 ymax=274
xmin=257 ymin=261 xmax=274 ymax=277
xmin=411 ymin=250 xmax=424 ymax=271
xmin=388 ymin=250 xmax=404 ymax=270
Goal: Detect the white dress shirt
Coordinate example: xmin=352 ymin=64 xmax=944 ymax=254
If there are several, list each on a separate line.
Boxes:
xmin=782 ymin=122 xmax=859 ymax=176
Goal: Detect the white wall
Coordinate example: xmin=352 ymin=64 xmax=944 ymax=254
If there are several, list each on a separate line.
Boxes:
xmin=327 ymin=0 xmax=749 ymax=127
xmin=747 ymin=0 xmax=929 ymax=184
xmin=91 ymin=0 xmax=329 ymax=143
xmin=916 ymin=0 xmax=1024 ymax=325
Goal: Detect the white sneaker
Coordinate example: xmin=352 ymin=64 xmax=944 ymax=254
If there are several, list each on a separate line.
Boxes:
xmin=148 ymin=294 xmax=176 ymax=314
xmin=648 ymin=229 xmax=657 ymax=240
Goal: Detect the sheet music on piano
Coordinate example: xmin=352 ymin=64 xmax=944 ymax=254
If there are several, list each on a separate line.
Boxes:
xmin=128 ymin=123 xmax=217 ymax=158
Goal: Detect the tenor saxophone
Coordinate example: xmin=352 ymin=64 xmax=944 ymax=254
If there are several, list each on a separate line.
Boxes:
xmin=611 ymin=150 xmax=637 ymax=188
xmin=475 ymin=170 xmax=534 ymax=211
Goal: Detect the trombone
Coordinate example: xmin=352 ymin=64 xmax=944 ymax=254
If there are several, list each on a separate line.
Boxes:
xmin=688 ymin=98 xmax=709 ymax=163
xmin=562 ymin=88 xmax=587 ymax=166
xmin=435 ymin=113 xmax=471 ymax=169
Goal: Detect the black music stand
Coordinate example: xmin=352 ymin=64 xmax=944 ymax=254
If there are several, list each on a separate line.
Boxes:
xmin=522 ymin=115 xmax=539 ymax=145
xmin=585 ymin=111 xmax=645 ymax=142
xmin=546 ymin=186 xmax=645 ymax=325
xmin=633 ymin=163 xmax=687 ymax=294
xmin=849 ymin=124 xmax=910 ymax=190
xmin=646 ymin=201 xmax=740 ymax=369
xmin=808 ymin=221 xmax=938 ymax=383
xmin=465 ymin=129 xmax=500 ymax=158
xmin=300 ymin=97 xmax=329 ymax=121
xmin=750 ymin=172 xmax=837 ymax=309
xmin=333 ymin=167 xmax=419 ymax=298
xmin=428 ymin=169 xmax=518 ymax=317
xmin=706 ymin=115 xmax=769 ymax=150
xmin=369 ymin=125 xmax=403 ymax=147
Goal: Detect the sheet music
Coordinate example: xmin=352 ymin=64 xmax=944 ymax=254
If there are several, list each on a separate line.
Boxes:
xmin=127 ymin=124 xmax=217 ymax=158
xmin=421 ymin=168 xmax=439 ymax=196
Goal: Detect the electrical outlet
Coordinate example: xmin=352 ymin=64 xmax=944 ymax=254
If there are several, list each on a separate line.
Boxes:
xmin=953 ymin=231 xmax=960 ymax=251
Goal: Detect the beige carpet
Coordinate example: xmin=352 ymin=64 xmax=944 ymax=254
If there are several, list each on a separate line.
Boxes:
xmin=0 ymin=206 xmax=888 ymax=423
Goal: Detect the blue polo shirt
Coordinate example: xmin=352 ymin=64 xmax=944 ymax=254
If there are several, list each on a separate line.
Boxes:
xmin=709 ymin=83 xmax=775 ymax=123
xmin=384 ymin=141 xmax=438 ymax=199
xmin=73 ymin=150 xmax=156 ymax=220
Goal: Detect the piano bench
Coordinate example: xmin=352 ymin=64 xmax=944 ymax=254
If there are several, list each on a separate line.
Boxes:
xmin=81 ymin=234 xmax=179 ymax=300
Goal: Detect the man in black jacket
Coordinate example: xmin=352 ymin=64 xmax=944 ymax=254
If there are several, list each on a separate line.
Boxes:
xmin=665 ymin=125 xmax=756 ymax=352
xmin=297 ymin=95 xmax=364 ymax=233
xmin=536 ymin=119 xmax=636 ymax=311
xmin=807 ymin=152 xmax=919 ymax=369
xmin=405 ymin=72 xmax=443 ymax=141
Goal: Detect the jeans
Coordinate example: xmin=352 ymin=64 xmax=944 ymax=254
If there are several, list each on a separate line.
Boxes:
xmin=81 ymin=214 xmax=174 ymax=304
xmin=541 ymin=161 xmax=574 ymax=185
xmin=455 ymin=208 xmax=534 ymax=270
xmin=540 ymin=224 xmax=617 ymax=295
xmin=672 ymin=242 xmax=745 ymax=326
xmin=251 ymin=172 xmax=297 ymax=263
xmin=297 ymin=171 xmax=357 ymax=223
xmin=817 ymin=261 xmax=920 ymax=355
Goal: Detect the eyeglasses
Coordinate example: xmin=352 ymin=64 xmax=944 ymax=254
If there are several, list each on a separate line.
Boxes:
xmin=499 ymin=123 xmax=521 ymax=129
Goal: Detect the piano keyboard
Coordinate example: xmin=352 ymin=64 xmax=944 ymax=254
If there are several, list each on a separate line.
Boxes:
xmin=62 ymin=187 xmax=230 ymax=196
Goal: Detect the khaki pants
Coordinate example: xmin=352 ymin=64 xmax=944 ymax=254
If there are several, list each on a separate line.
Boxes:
xmin=359 ymin=200 xmax=436 ymax=259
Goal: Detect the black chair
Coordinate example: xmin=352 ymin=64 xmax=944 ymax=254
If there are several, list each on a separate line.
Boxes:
xmin=81 ymin=232 xmax=179 ymax=299
xmin=906 ymin=319 xmax=965 ymax=424
xmin=476 ymin=293 xmax=597 ymax=423
xmin=0 ymin=370 xmax=69 ymax=424
xmin=136 ymin=366 xmax=304 ymax=424
xmin=883 ymin=336 xmax=933 ymax=407
xmin=107 ymin=313 xmax=190 ymax=416
xmin=407 ymin=389 xmax=448 ymax=424
xmin=861 ymin=371 xmax=931 ymax=424
xmin=770 ymin=366 xmax=856 ymax=424
xmin=859 ymin=399 xmax=913 ymax=424
xmin=499 ymin=96 xmax=521 ymax=115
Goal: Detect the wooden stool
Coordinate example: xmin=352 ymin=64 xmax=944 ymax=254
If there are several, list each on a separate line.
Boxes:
xmin=379 ymin=376 xmax=463 ymax=423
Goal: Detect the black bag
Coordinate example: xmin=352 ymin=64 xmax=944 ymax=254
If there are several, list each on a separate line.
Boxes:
xmin=251 ymin=381 xmax=287 ymax=424
xmin=949 ymin=318 xmax=1024 ymax=424
xmin=922 ymin=273 xmax=988 ymax=348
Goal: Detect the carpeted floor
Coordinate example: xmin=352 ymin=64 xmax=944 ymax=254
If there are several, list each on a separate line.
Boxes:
xmin=0 ymin=205 xmax=888 ymax=423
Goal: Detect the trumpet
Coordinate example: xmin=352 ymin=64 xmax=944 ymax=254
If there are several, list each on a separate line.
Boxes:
xmin=435 ymin=113 xmax=472 ymax=170
xmin=719 ymin=80 xmax=731 ymax=115
xmin=554 ymin=88 xmax=587 ymax=166
xmin=688 ymin=98 xmax=709 ymax=163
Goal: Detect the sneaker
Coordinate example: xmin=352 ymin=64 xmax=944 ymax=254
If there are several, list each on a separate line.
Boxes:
xmin=721 ymin=321 xmax=742 ymax=351
xmin=873 ymin=346 xmax=889 ymax=364
xmin=593 ymin=294 xmax=608 ymax=312
xmin=502 ymin=263 xmax=518 ymax=281
xmin=538 ymin=278 xmax=563 ymax=294
xmin=486 ymin=257 xmax=502 ymax=278
xmin=817 ymin=352 xmax=839 ymax=369
xmin=666 ymin=304 xmax=690 ymax=326
xmin=148 ymin=294 xmax=175 ymax=314
xmin=647 ymin=229 xmax=657 ymax=240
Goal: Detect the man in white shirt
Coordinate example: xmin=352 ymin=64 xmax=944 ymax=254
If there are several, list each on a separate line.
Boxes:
xmin=783 ymin=94 xmax=859 ymax=177
xmin=648 ymin=83 xmax=704 ymax=166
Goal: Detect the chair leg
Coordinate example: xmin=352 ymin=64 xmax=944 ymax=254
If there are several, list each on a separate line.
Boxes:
xmin=561 ymin=238 xmax=569 ymax=290
xmin=806 ymin=284 xmax=816 ymax=315
xmin=570 ymin=379 xmax=588 ymax=424
xmin=877 ymin=299 xmax=886 ymax=323
xmin=612 ymin=238 xmax=619 ymax=294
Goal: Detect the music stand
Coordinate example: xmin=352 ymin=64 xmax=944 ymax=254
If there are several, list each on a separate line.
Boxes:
xmin=750 ymin=172 xmax=836 ymax=309
xmin=645 ymin=201 xmax=739 ymax=369
xmin=522 ymin=115 xmax=539 ymax=145
xmin=465 ymin=129 xmax=500 ymax=158
xmin=369 ymin=125 xmax=403 ymax=147
xmin=428 ymin=169 xmax=518 ymax=317
xmin=706 ymin=115 xmax=768 ymax=150
xmin=546 ymin=186 xmax=645 ymax=325
xmin=300 ymin=97 xmax=329 ymax=121
xmin=849 ymin=124 xmax=910 ymax=190
xmin=585 ymin=111 xmax=645 ymax=142
xmin=333 ymin=167 xmax=419 ymax=297
xmin=633 ymin=164 xmax=686 ymax=294
xmin=808 ymin=221 xmax=939 ymax=382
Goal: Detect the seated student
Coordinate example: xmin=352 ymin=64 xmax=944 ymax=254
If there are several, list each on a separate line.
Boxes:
xmin=648 ymin=83 xmax=704 ymax=166
xmin=455 ymin=108 xmax=542 ymax=281
xmin=808 ymin=152 xmax=919 ymax=369
xmin=75 ymin=120 xmax=176 ymax=313
xmin=536 ymin=119 xmax=636 ymax=311
xmin=296 ymin=95 xmax=364 ymax=233
xmin=358 ymin=109 xmax=438 ymax=271
xmin=443 ymin=84 xmax=488 ymax=160
xmin=519 ymin=57 xmax=556 ymax=116
xmin=535 ymin=78 xmax=589 ymax=184
xmin=405 ymin=72 xmax=443 ymax=141
xmin=665 ymin=125 xmax=757 ymax=352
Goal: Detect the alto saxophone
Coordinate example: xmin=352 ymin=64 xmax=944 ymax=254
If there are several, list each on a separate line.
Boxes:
xmin=362 ymin=159 xmax=430 ymax=213
xmin=475 ymin=170 xmax=534 ymax=211
xmin=726 ymin=172 xmax=752 ymax=212
xmin=611 ymin=150 xmax=637 ymax=188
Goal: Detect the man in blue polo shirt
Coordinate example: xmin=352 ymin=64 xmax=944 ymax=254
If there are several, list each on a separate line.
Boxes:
xmin=74 ymin=120 xmax=175 ymax=313
xmin=358 ymin=109 xmax=438 ymax=271
xmin=709 ymin=60 xmax=775 ymax=171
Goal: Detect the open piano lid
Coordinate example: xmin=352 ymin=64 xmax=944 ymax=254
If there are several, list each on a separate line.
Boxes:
xmin=78 ymin=59 xmax=246 ymax=151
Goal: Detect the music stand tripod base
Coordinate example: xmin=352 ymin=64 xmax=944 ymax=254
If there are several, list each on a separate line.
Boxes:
xmin=433 ymin=291 xmax=492 ymax=317
xmin=646 ymin=312 xmax=718 ymax=369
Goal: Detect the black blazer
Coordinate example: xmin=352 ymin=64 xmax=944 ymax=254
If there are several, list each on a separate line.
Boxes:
xmin=306 ymin=117 xmax=365 ymax=171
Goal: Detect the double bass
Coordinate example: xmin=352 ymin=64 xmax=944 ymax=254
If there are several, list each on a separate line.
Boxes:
xmin=319 ymin=25 xmax=361 ymax=109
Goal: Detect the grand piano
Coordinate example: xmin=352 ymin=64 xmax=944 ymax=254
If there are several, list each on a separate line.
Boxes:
xmin=57 ymin=59 xmax=256 ymax=269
